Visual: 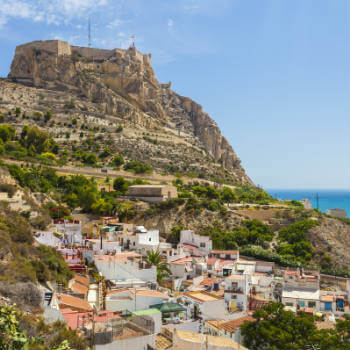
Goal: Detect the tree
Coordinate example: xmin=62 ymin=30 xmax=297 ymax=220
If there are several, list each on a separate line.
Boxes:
xmin=221 ymin=187 xmax=237 ymax=203
xmin=111 ymin=155 xmax=124 ymax=167
xmin=44 ymin=110 xmax=53 ymax=123
xmin=144 ymin=250 xmax=171 ymax=283
xmin=113 ymin=176 xmax=129 ymax=194
xmin=15 ymin=107 xmax=21 ymax=117
xmin=168 ymin=225 xmax=184 ymax=243
xmin=0 ymin=305 xmax=31 ymax=350
xmin=0 ymin=124 xmax=15 ymax=142
xmin=241 ymin=302 xmax=343 ymax=350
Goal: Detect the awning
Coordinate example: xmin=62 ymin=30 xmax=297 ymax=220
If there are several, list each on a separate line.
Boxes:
xmin=152 ymin=302 xmax=186 ymax=313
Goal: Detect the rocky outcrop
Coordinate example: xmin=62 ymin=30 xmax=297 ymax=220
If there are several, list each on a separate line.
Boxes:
xmin=8 ymin=40 xmax=252 ymax=185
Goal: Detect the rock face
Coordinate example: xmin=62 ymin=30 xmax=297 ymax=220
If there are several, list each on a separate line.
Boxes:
xmin=8 ymin=40 xmax=252 ymax=185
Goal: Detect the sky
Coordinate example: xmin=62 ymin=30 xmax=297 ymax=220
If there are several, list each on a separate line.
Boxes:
xmin=0 ymin=0 xmax=349 ymax=189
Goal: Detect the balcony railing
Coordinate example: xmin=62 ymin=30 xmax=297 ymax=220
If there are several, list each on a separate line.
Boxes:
xmin=224 ymin=288 xmax=243 ymax=294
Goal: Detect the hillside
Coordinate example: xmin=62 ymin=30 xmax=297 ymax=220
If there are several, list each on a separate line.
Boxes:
xmin=1 ymin=39 xmax=252 ymax=185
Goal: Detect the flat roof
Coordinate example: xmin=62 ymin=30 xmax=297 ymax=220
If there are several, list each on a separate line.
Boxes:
xmin=183 ymin=291 xmax=222 ymax=302
xmin=133 ymin=308 xmax=161 ymax=316
xmin=282 ymin=288 xmax=320 ymax=300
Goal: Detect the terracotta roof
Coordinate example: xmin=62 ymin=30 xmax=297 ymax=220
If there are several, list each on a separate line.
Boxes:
xmin=226 ymin=274 xmax=246 ymax=280
xmin=130 ymin=289 xmax=169 ymax=299
xmin=74 ymin=274 xmax=90 ymax=287
xmin=71 ymin=282 xmax=88 ymax=296
xmin=206 ymin=258 xmax=218 ymax=266
xmin=171 ymin=257 xmax=192 ymax=265
xmin=183 ymin=291 xmax=222 ymax=302
xmin=285 ymin=270 xmax=299 ymax=275
xmin=61 ymin=309 xmax=121 ymax=330
xmin=206 ymin=320 xmax=226 ymax=330
xmin=57 ymin=294 xmax=92 ymax=311
xmin=253 ymin=272 xmax=268 ymax=277
xmin=94 ymin=252 xmax=141 ymax=262
xmin=182 ymin=243 xmax=199 ymax=250
xmin=220 ymin=316 xmax=255 ymax=333
xmin=200 ymin=277 xmax=220 ymax=286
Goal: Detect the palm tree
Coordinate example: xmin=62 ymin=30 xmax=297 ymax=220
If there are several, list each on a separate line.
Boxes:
xmin=144 ymin=250 xmax=171 ymax=283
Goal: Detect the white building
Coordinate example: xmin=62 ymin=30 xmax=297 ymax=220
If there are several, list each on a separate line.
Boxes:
xmin=94 ymin=253 xmax=157 ymax=286
xmin=282 ymin=288 xmax=320 ymax=311
xmin=105 ymin=289 xmax=169 ymax=313
xmin=54 ymin=219 xmax=82 ymax=244
xmin=224 ymin=274 xmax=251 ymax=311
xmin=181 ymin=291 xmax=226 ymax=320
xmin=34 ymin=231 xmax=61 ymax=247
xmin=301 ymin=198 xmax=312 ymax=209
xmin=180 ymin=230 xmax=212 ymax=255
xmin=169 ymin=257 xmax=194 ymax=280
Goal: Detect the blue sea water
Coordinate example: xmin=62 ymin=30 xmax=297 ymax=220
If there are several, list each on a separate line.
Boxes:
xmin=266 ymin=189 xmax=350 ymax=218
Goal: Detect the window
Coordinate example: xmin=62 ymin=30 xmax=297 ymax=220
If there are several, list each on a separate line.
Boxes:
xmin=231 ymin=294 xmax=237 ymax=299
xmin=133 ymin=242 xmax=135 ymax=246
xmin=200 ymin=242 xmax=206 ymax=247
xmin=149 ymin=238 xmax=151 ymax=242
xmin=308 ymin=302 xmax=316 ymax=307
xmin=286 ymin=303 xmax=293 ymax=307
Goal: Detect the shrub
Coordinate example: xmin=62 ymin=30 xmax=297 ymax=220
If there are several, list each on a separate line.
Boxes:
xmin=124 ymin=161 xmax=153 ymax=174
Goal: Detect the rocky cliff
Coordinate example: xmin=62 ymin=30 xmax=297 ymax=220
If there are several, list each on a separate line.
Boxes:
xmin=8 ymin=40 xmax=252 ymax=185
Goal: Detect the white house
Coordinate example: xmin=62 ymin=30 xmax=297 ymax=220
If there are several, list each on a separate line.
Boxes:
xmin=224 ymin=274 xmax=251 ymax=312
xmin=282 ymin=287 xmax=320 ymax=311
xmin=181 ymin=291 xmax=226 ymax=320
xmin=105 ymin=289 xmax=169 ymax=313
xmin=169 ymin=257 xmax=194 ymax=280
xmin=54 ymin=219 xmax=82 ymax=244
xmin=180 ymin=230 xmax=212 ymax=255
xmin=94 ymin=253 xmax=157 ymax=286
xmin=34 ymin=231 xmax=61 ymax=247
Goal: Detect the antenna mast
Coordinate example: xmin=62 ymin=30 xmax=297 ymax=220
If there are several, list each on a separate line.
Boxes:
xmin=88 ymin=16 xmax=91 ymax=47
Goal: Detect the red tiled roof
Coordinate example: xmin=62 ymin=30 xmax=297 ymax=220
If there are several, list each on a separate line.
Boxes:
xmin=285 ymin=270 xmax=299 ymax=275
xmin=171 ymin=257 xmax=193 ymax=265
xmin=220 ymin=316 xmax=255 ymax=333
xmin=182 ymin=243 xmax=199 ymax=250
xmin=57 ymin=294 xmax=92 ymax=311
xmin=200 ymin=277 xmax=220 ymax=286
xmin=130 ymin=289 xmax=169 ymax=299
xmin=206 ymin=258 xmax=218 ymax=266
xmin=71 ymin=282 xmax=88 ymax=296
xmin=74 ymin=274 xmax=90 ymax=287
xmin=61 ymin=309 xmax=121 ymax=330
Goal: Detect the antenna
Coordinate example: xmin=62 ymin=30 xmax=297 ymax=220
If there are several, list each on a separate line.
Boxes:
xmin=88 ymin=16 xmax=91 ymax=47
xmin=130 ymin=35 xmax=135 ymax=48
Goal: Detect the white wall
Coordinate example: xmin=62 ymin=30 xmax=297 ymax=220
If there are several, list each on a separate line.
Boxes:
xmin=94 ymin=258 xmax=157 ymax=282
xmin=35 ymin=231 xmax=60 ymax=247
xmin=95 ymin=334 xmax=155 ymax=350
xmin=180 ymin=230 xmax=212 ymax=254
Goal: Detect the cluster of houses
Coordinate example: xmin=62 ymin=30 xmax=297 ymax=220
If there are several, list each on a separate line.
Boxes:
xmin=34 ymin=216 xmax=350 ymax=350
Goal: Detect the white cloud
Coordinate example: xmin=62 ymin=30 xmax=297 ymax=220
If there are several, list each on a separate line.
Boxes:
xmin=107 ymin=18 xmax=125 ymax=29
xmin=0 ymin=0 xmax=109 ymax=27
xmin=167 ymin=18 xmax=174 ymax=28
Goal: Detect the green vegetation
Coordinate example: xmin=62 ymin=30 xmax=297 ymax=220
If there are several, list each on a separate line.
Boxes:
xmin=202 ymin=220 xmax=273 ymax=250
xmin=241 ymin=302 xmax=350 ymax=350
xmin=144 ymin=250 xmax=171 ymax=283
xmin=0 ymin=203 xmax=73 ymax=285
xmin=276 ymin=219 xmax=318 ymax=263
xmin=0 ymin=304 xmax=87 ymax=350
xmin=124 ymin=160 xmax=153 ymax=174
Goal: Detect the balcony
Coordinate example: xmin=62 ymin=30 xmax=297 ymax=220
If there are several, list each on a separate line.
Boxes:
xmin=224 ymin=288 xmax=243 ymax=294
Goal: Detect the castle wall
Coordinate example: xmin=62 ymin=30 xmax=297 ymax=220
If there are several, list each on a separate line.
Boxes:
xmin=71 ymin=46 xmax=114 ymax=60
xmin=14 ymin=40 xmax=71 ymax=56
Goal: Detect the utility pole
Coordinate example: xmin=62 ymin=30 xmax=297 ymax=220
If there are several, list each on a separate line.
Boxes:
xmin=316 ymin=193 xmax=319 ymax=210
xmin=88 ymin=16 xmax=91 ymax=47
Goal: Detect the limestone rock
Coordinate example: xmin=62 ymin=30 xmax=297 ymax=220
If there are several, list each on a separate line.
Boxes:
xmin=8 ymin=40 xmax=252 ymax=185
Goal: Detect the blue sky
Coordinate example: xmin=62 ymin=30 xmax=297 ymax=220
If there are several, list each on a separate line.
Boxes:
xmin=0 ymin=0 xmax=349 ymax=189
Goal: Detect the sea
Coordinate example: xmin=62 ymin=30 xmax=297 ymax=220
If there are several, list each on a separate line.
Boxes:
xmin=266 ymin=189 xmax=350 ymax=218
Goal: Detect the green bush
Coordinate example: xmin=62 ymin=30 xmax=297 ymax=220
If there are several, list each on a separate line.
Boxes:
xmin=124 ymin=160 xmax=153 ymax=174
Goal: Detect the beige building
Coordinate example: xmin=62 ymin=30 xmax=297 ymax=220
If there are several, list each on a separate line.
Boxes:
xmin=326 ymin=208 xmax=347 ymax=218
xmin=126 ymin=185 xmax=178 ymax=203
xmin=161 ymin=327 xmax=248 ymax=350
